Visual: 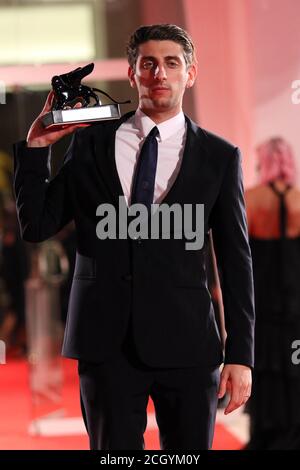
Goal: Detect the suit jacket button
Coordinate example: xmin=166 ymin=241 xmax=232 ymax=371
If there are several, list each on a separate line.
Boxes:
xmin=122 ymin=274 xmax=132 ymax=282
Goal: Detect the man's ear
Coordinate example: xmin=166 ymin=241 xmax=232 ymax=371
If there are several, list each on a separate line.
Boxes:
xmin=186 ymin=63 xmax=197 ymax=89
xmin=128 ymin=66 xmax=136 ymax=88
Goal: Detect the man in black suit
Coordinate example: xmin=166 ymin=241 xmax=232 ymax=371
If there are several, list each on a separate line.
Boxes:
xmin=14 ymin=24 xmax=255 ymax=450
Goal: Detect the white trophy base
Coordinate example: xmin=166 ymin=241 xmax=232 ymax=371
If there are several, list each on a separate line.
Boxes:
xmin=42 ymin=103 xmax=120 ymax=128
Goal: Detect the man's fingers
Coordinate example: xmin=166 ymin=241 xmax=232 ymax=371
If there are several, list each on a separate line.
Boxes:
xmin=224 ymin=402 xmax=237 ymax=415
xmin=73 ymin=102 xmax=83 ymax=108
xmin=59 ymin=123 xmax=91 ymax=137
xmin=61 ymin=123 xmax=90 ymax=130
xmin=224 ymin=384 xmax=250 ymax=414
xmin=63 ymin=102 xmax=83 ymax=111
xmin=42 ymin=91 xmax=54 ymax=114
xmin=218 ymin=376 xmax=227 ymax=399
xmin=220 ymin=364 xmax=252 ymax=415
xmin=224 ymin=390 xmax=241 ymax=415
xmin=241 ymin=386 xmax=252 ymax=405
xmin=41 ymin=95 xmax=83 ymax=122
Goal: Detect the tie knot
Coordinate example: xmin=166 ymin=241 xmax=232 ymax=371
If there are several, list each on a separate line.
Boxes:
xmin=148 ymin=126 xmax=159 ymax=139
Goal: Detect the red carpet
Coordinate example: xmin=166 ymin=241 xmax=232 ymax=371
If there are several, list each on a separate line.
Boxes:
xmin=0 ymin=358 xmax=242 ymax=450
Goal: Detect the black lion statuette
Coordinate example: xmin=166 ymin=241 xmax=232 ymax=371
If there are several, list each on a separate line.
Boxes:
xmin=51 ymin=63 xmax=99 ymax=110
xmin=51 ymin=62 xmax=130 ymax=110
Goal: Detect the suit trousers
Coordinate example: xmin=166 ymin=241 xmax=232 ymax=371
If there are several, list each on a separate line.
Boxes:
xmin=78 ymin=330 xmax=220 ymax=450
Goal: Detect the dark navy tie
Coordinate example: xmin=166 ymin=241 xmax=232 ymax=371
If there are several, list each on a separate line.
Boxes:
xmin=131 ymin=126 xmax=159 ymax=212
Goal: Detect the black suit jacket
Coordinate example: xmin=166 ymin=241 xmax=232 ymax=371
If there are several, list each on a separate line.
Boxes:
xmin=13 ymin=112 xmax=255 ymax=368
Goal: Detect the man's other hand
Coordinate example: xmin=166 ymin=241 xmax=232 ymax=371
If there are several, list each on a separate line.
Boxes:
xmin=218 ymin=364 xmax=252 ymax=415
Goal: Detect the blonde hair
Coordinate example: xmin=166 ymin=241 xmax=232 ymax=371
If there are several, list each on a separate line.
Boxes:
xmin=256 ymin=137 xmax=296 ymax=185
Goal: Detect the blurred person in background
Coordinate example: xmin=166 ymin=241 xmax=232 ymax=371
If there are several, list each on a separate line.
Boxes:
xmin=245 ymin=137 xmax=300 ymax=449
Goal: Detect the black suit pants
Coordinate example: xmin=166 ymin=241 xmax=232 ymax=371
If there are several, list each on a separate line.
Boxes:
xmin=78 ymin=333 xmax=220 ymax=450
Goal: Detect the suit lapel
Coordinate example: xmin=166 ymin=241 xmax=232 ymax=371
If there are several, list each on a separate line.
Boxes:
xmin=161 ymin=115 xmax=209 ymax=206
xmin=93 ymin=111 xmax=135 ymax=206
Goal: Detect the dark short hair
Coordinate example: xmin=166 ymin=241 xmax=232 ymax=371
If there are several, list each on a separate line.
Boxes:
xmin=126 ymin=24 xmax=196 ymax=70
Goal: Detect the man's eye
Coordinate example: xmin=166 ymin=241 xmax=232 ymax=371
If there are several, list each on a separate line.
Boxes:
xmin=142 ymin=62 xmax=154 ymax=69
xmin=167 ymin=61 xmax=178 ymax=68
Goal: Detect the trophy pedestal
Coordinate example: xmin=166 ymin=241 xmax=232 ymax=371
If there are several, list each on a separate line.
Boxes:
xmin=42 ymin=103 xmax=121 ymax=128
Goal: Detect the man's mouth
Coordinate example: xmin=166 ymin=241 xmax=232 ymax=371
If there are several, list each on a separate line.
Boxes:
xmin=151 ymin=87 xmax=170 ymax=93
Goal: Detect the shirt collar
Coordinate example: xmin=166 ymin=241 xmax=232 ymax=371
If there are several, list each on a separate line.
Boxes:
xmin=134 ymin=108 xmax=185 ymax=142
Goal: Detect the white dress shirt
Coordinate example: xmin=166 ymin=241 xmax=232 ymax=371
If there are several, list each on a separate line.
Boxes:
xmin=115 ymin=108 xmax=187 ymax=206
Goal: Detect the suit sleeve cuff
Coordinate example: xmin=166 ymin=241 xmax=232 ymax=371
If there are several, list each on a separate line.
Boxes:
xmin=13 ymin=140 xmax=51 ymax=178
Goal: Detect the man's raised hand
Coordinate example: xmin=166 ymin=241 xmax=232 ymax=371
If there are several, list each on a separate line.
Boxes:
xmin=26 ymin=91 xmax=89 ymax=148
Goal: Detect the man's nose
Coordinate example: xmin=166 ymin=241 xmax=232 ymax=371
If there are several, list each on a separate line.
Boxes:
xmin=154 ymin=65 xmax=167 ymax=80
